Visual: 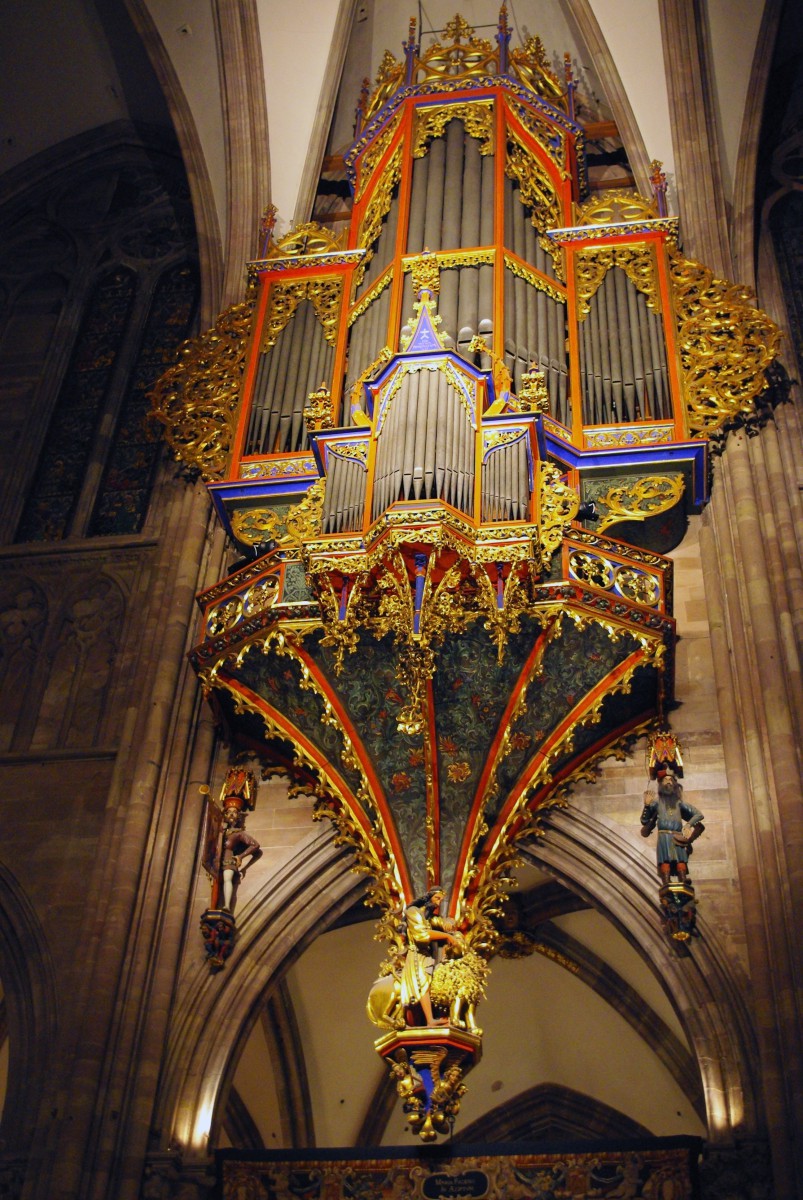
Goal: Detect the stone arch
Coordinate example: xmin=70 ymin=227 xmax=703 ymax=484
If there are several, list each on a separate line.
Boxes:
xmin=0 ymin=863 xmax=58 ymax=1156
xmin=527 ymin=805 xmax=760 ymax=1142
xmin=160 ymin=804 xmax=758 ymax=1159
xmin=158 ymin=828 xmax=366 ymax=1157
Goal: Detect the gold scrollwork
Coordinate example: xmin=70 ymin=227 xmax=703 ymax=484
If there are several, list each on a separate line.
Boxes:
xmin=568 ymin=550 xmax=615 ymax=589
xmin=596 ymin=475 xmax=685 ymax=533
xmin=482 ymin=429 xmax=525 ymax=458
xmin=505 ymin=134 xmax=564 ymax=279
xmin=511 ymin=102 xmax=566 ymax=171
xmin=669 ymin=246 xmax=781 ymax=437
xmin=539 ymin=463 xmax=580 ymax=563
xmin=615 ymin=567 xmax=660 ymax=607
xmin=243 ymin=576 xmax=280 ymax=616
xmin=364 ymin=50 xmax=406 ymax=125
xmin=574 ymin=243 xmax=661 ymax=320
xmin=149 ymin=299 xmax=254 ymax=482
xmin=349 ymin=270 xmax=392 ymax=326
xmin=356 ymin=113 xmax=402 ymax=203
xmin=284 ymin=480 xmax=325 ymax=546
xmin=265 ymin=221 xmax=347 ymax=258
xmin=584 ymin=426 xmax=673 ymax=449
xmin=261 ymin=276 xmax=344 ymax=352
xmin=355 ymin=144 xmax=403 ymax=289
xmin=403 ymin=249 xmax=496 ymax=273
xmin=503 ymin=254 xmax=566 ymax=304
xmin=576 ymin=190 xmax=658 ymax=226
xmin=412 ymin=100 xmax=494 ymax=158
xmin=508 ymin=36 xmax=565 ymax=104
xmin=330 ymin=442 xmax=369 ymax=467
xmin=206 ymin=596 xmax=243 ymax=637
xmin=416 ymin=17 xmax=497 ymax=86
xmin=231 ymin=507 xmax=282 ymax=546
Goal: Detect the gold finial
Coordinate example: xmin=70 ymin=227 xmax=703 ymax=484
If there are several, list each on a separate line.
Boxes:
xmin=411 ymin=249 xmax=440 ymax=296
xmin=443 ymin=14 xmax=475 ymax=43
xmin=304 ymin=381 xmax=334 ymax=431
xmin=517 ymin=363 xmax=550 ymax=413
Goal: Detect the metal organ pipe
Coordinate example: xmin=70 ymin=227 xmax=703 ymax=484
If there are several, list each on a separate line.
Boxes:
xmin=579 ymin=267 xmax=672 ymax=425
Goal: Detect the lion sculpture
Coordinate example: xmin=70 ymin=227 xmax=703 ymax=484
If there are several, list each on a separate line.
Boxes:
xmin=367 ymin=948 xmax=489 ymax=1034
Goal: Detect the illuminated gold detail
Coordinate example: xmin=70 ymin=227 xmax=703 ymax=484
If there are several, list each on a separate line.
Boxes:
xmin=355 ymin=144 xmax=403 ymax=289
xmin=468 ymin=335 xmax=512 ymax=407
xmin=350 ymin=346 xmax=393 ymax=421
xmin=616 ymin=567 xmax=660 ymax=606
xmin=265 ymin=221 xmax=347 ymax=257
xmin=304 ymin=381 xmax=334 ymax=432
xmin=584 ymin=425 xmax=673 ymax=449
xmin=503 ymin=254 xmax=566 ymax=304
xmin=240 ymin=455 xmax=319 ymax=480
xmin=243 ymin=576 xmax=280 ymax=616
xmin=509 ymin=36 xmax=565 ymax=104
xmin=596 ymin=475 xmax=685 ymax=533
xmin=403 ymin=249 xmax=496 ymax=273
xmin=149 ymin=299 xmax=254 ymax=482
xmin=231 ymin=507 xmax=282 ymax=546
xmin=411 ymin=250 xmax=440 ymax=295
xmin=417 ymin=19 xmax=496 ymax=86
xmin=364 ymin=51 xmax=406 ymax=124
xmin=206 ymin=596 xmax=243 ymax=637
xmin=512 ymin=102 xmax=566 ymax=171
xmin=283 ymin=480 xmax=325 ymax=547
xmin=349 ymin=270 xmax=392 ymax=326
xmin=576 ymin=190 xmax=658 ymax=226
xmin=539 ymin=463 xmax=580 ymax=561
xmin=356 ymin=112 xmax=402 ymax=202
xmin=517 ymin=363 xmax=550 ymax=413
xmin=505 ymin=133 xmax=564 ymax=279
xmin=669 ymin=246 xmax=782 ymax=437
xmin=482 ymin=428 xmax=523 ymax=455
xmin=575 ymin=243 xmax=660 ymax=320
xmin=330 ymin=442 xmax=369 ymax=466
xmin=568 ymin=550 xmax=615 ymax=589
xmin=261 ymin=276 xmax=344 ymax=352
xmin=412 ymin=100 xmax=494 ymax=158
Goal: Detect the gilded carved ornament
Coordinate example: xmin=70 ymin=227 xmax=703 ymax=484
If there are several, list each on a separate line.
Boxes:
xmin=412 ymin=100 xmax=495 ymax=158
xmin=355 ymin=144 xmax=403 ymax=289
xmin=576 ymin=190 xmax=659 ymax=227
xmin=503 ymin=254 xmax=566 ymax=305
xmin=668 ymin=246 xmax=781 ymax=437
xmin=511 ymin=102 xmax=567 ymax=172
xmin=264 ymin=221 xmax=347 ymax=258
xmin=505 ymin=133 xmax=564 ymax=279
xmin=355 ymin=112 xmax=402 ymax=202
xmin=303 ymin=381 xmax=334 ymax=432
xmin=148 ymin=298 xmax=254 ymax=482
xmin=508 ymin=35 xmax=565 ymax=104
xmin=574 ymin=243 xmax=661 ymax=321
xmin=415 ymin=17 xmax=497 ymax=86
xmin=261 ymin=275 xmax=343 ymax=353
xmin=595 ymin=475 xmax=685 ymax=534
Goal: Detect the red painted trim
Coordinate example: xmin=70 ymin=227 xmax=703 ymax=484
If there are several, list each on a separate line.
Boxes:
xmin=289 ymin=643 xmax=413 ymax=897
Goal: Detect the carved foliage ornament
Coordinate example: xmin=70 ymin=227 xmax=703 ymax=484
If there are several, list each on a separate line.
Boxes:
xmin=505 ymin=133 xmax=564 ymax=279
xmin=355 ymin=144 xmax=403 ymax=289
xmin=261 ymin=276 xmax=344 ymax=353
xmin=149 ymin=298 xmax=255 ymax=482
xmin=668 ymin=246 xmax=781 ymax=437
xmin=412 ymin=100 xmax=495 ymax=158
xmin=355 ymin=112 xmax=402 ymax=202
xmin=595 ymin=475 xmax=685 ymax=534
xmin=575 ymin=244 xmax=661 ymax=320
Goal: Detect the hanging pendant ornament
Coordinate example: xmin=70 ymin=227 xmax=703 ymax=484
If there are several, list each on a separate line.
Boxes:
xmin=641 ymin=730 xmax=704 ymax=942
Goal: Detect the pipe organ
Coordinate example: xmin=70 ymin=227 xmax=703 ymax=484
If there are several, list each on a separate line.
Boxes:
xmin=152 ymin=7 xmax=780 ymax=1143
xmin=214 ymin=9 xmax=708 ymax=534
